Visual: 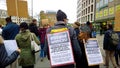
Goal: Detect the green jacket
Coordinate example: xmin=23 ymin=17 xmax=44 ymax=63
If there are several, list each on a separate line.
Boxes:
xmin=15 ymin=30 xmax=40 ymax=66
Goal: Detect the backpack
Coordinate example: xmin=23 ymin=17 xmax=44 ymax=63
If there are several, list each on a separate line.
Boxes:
xmin=109 ymin=31 xmax=119 ymax=46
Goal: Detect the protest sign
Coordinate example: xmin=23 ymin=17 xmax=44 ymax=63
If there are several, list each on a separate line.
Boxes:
xmin=47 ymin=29 xmax=74 ymax=67
xmin=84 ymin=38 xmax=103 ymax=66
xmin=4 ymin=40 xmax=18 ymax=56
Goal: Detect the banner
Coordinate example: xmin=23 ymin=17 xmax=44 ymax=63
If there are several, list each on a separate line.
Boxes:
xmin=47 ymin=29 xmax=74 ymax=67
xmin=6 ymin=0 xmax=28 ymax=18
xmin=4 ymin=40 xmax=18 ymax=56
xmin=84 ymin=38 xmax=103 ymax=66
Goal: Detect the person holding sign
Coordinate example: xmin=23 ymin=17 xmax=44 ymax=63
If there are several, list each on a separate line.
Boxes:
xmin=0 ymin=36 xmax=21 ymax=68
xmin=44 ymin=10 xmax=82 ymax=68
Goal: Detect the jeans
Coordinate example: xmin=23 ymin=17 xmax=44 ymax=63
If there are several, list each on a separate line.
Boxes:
xmin=40 ymin=43 xmax=46 ymax=58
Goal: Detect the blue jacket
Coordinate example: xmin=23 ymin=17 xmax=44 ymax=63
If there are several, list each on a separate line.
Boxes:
xmin=2 ymin=22 xmax=19 ymax=40
xmin=0 ymin=44 xmax=19 ymax=68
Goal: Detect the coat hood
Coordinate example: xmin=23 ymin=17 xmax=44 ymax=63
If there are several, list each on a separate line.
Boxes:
xmin=19 ymin=30 xmax=31 ymax=41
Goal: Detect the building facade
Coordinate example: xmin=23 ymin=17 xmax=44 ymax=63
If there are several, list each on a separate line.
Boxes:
xmin=77 ymin=0 xmax=95 ymax=24
xmin=95 ymin=0 xmax=120 ymax=24
xmin=95 ymin=0 xmax=120 ymax=32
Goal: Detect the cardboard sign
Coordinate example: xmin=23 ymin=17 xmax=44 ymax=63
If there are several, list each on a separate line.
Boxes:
xmin=4 ymin=40 xmax=18 ymax=56
xmin=84 ymin=38 xmax=104 ymax=66
xmin=47 ymin=30 xmax=74 ymax=67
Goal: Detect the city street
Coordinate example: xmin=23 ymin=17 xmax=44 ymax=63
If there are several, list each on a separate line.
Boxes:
xmin=6 ymin=34 xmax=115 ymax=68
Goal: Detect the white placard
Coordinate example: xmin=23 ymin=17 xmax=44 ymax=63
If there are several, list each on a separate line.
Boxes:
xmin=4 ymin=40 xmax=18 ymax=56
xmin=47 ymin=31 xmax=74 ymax=67
xmin=85 ymin=38 xmax=104 ymax=66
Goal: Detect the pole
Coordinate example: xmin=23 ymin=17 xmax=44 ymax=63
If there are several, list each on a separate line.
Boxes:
xmin=15 ymin=0 xmax=19 ymax=24
xmin=31 ymin=0 xmax=33 ymax=19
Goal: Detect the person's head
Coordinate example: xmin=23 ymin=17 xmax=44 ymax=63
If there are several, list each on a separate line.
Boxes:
xmin=20 ymin=22 xmax=29 ymax=31
xmin=73 ymin=22 xmax=80 ymax=28
xmin=32 ymin=19 xmax=37 ymax=24
xmin=5 ymin=17 xmax=12 ymax=23
xmin=107 ymin=24 xmax=113 ymax=30
xmin=56 ymin=10 xmax=68 ymax=23
xmin=86 ymin=21 xmax=90 ymax=26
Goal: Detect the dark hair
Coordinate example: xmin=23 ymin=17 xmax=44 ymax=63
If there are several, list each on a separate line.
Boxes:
xmin=108 ymin=24 xmax=113 ymax=29
xmin=86 ymin=21 xmax=90 ymax=25
xmin=5 ymin=17 xmax=12 ymax=22
xmin=56 ymin=10 xmax=67 ymax=21
xmin=20 ymin=22 xmax=28 ymax=29
xmin=32 ymin=19 xmax=37 ymax=22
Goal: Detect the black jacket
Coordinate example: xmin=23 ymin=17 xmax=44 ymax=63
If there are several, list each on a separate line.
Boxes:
xmin=0 ymin=44 xmax=19 ymax=68
xmin=29 ymin=23 xmax=39 ymax=36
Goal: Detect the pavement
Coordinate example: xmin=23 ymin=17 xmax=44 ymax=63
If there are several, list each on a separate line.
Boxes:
xmin=6 ymin=34 xmax=117 ymax=68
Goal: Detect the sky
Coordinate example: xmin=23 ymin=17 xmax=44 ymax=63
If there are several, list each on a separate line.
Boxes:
xmin=0 ymin=0 xmax=77 ymax=23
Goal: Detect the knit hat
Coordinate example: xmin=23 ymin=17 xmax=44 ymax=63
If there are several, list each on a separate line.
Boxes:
xmin=56 ymin=10 xmax=68 ymax=21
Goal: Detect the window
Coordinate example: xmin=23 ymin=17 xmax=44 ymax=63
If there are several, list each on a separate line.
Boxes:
xmin=86 ymin=8 xmax=87 ymax=14
xmin=91 ymin=5 xmax=93 ymax=12
xmin=88 ymin=15 xmax=90 ymax=21
xmin=104 ymin=0 xmax=108 ymax=5
xmin=88 ymin=7 xmax=90 ymax=13
xmin=91 ymin=14 xmax=93 ymax=21
xmin=109 ymin=0 xmax=113 ymax=2
xmin=91 ymin=0 xmax=93 ymax=3
xmin=96 ymin=2 xmax=99 ymax=9
xmin=100 ymin=0 xmax=103 ymax=7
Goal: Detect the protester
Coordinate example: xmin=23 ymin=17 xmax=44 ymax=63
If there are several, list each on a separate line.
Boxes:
xmin=103 ymin=24 xmax=118 ymax=68
xmin=2 ymin=17 xmax=19 ymax=40
xmin=73 ymin=21 xmax=80 ymax=36
xmin=38 ymin=24 xmax=47 ymax=61
xmin=2 ymin=16 xmax=19 ymax=68
xmin=15 ymin=22 xmax=40 ymax=68
xmin=44 ymin=10 xmax=82 ymax=68
xmin=0 ymin=36 xmax=20 ymax=68
xmin=29 ymin=19 xmax=39 ymax=37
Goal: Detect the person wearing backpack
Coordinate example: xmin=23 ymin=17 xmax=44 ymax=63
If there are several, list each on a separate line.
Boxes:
xmin=103 ymin=24 xmax=118 ymax=68
xmin=44 ymin=10 xmax=82 ymax=68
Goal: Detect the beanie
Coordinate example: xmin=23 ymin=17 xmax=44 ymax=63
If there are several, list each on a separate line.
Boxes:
xmin=56 ymin=10 xmax=67 ymax=21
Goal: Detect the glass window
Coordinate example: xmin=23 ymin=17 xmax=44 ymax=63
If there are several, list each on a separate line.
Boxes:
xmin=109 ymin=0 xmax=113 ymax=2
xmin=104 ymin=0 xmax=108 ymax=5
xmin=96 ymin=2 xmax=99 ymax=9
xmin=100 ymin=0 xmax=103 ymax=7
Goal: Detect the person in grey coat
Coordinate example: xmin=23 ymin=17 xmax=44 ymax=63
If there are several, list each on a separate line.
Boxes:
xmin=44 ymin=10 xmax=82 ymax=68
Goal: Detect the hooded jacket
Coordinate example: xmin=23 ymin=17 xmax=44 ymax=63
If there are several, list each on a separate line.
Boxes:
xmin=15 ymin=30 xmax=40 ymax=66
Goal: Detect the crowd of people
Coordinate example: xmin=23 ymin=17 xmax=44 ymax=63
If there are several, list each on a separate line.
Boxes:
xmin=0 ymin=10 xmax=120 ymax=68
